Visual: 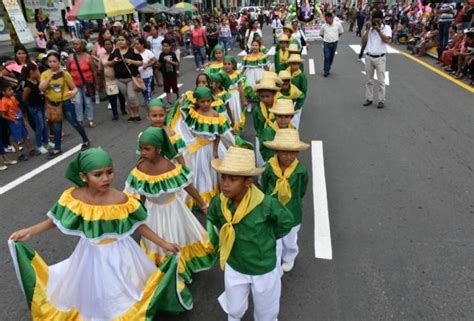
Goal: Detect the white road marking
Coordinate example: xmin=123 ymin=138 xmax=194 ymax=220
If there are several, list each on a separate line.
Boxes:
xmin=302 ymin=46 xmax=308 ymax=55
xmin=158 ymin=83 xmax=183 ymax=98
xmin=0 ymin=144 xmax=83 ymax=195
xmin=184 ymin=54 xmax=194 ymax=59
xmin=361 ymin=71 xmax=390 ymax=86
xmin=349 ymin=44 xmax=399 ymax=55
xmin=349 ymin=44 xmax=362 ymax=54
xmin=309 ymin=58 xmax=315 ymax=75
xmin=361 ymin=58 xmax=366 ymax=65
xmin=267 ymin=46 xmax=276 ymax=56
xmin=238 ymin=50 xmax=247 ymax=56
xmin=311 ymin=141 xmax=332 ymax=260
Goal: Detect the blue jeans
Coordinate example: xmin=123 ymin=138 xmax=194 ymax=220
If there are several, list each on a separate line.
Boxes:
xmin=142 ymin=77 xmax=153 ymax=104
xmin=220 ymin=37 xmax=230 ymax=54
xmin=28 ymin=105 xmax=49 ymax=148
xmin=73 ymin=87 xmax=94 ymax=122
xmin=193 ymin=45 xmax=206 ymax=69
xmin=231 ymin=32 xmax=237 ymax=49
xmin=323 ymin=41 xmax=338 ymax=74
xmin=52 ymin=100 xmax=89 ymax=151
xmin=438 ymin=21 xmax=451 ymax=54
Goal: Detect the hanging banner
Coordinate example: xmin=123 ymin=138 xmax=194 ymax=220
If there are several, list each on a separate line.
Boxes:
xmin=3 ymin=0 xmax=35 ymax=44
xmin=25 ymin=0 xmax=65 ymax=27
xmin=0 ymin=6 xmax=10 ymax=42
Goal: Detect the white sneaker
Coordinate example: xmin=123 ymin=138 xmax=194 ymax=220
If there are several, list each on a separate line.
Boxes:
xmin=47 ymin=142 xmax=55 ymax=149
xmin=0 ymin=165 xmax=7 ymax=171
xmin=5 ymin=145 xmax=15 ymax=153
xmin=281 ymin=262 xmax=294 ymax=273
xmin=107 ymin=103 xmax=112 ymax=110
xmin=36 ymin=146 xmax=49 ymax=154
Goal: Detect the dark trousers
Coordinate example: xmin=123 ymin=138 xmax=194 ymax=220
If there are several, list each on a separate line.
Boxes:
xmin=323 ymin=41 xmax=338 ymax=74
xmin=207 ymin=37 xmax=219 ymax=59
xmin=108 ymin=92 xmax=126 ymax=117
xmin=349 ymin=20 xmax=355 ymax=32
xmin=359 ymin=43 xmax=366 ymax=59
xmin=51 ymin=100 xmax=88 ymax=151
xmin=0 ymin=118 xmax=10 ymax=148
xmin=356 ymin=21 xmax=364 ymax=36
xmin=437 ymin=21 xmax=451 ymax=57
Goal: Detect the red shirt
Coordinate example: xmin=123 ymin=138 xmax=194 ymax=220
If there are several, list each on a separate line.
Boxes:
xmin=230 ymin=20 xmax=238 ymax=32
xmin=191 ymin=27 xmax=206 ymax=47
xmin=68 ymin=53 xmax=94 ymax=87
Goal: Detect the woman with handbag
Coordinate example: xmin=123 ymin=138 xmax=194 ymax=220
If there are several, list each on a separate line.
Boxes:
xmin=39 ymin=52 xmax=90 ymax=159
xmin=108 ymin=33 xmax=144 ymax=122
xmin=100 ymin=38 xmax=127 ymax=121
xmin=67 ymin=39 xmax=97 ymax=128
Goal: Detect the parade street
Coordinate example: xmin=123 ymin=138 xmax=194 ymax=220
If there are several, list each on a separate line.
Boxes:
xmin=1 ymin=25 xmax=473 ymax=321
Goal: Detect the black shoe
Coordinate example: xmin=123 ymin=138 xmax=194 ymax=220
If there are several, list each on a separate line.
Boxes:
xmin=324 ymin=72 xmax=329 ymax=77
xmin=112 ymin=115 xmax=119 ymax=121
xmin=135 ymin=117 xmax=142 ymax=122
xmin=81 ymin=141 xmax=91 ymax=151
xmin=121 ymin=111 xmax=128 ymax=116
xmin=377 ymin=102 xmax=385 ymax=109
xmin=47 ymin=150 xmax=62 ymax=159
xmin=363 ymin=100 xmax=373 ymax=107
xmin=127 ymin=117 xmax=134 ymax=123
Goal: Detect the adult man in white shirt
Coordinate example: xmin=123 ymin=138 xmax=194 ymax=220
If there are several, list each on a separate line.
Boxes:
xmin=362 ymin=10 xmax=392 ymax=109
xmin=147 ymin=25 xmax=164 ymax=87
xmin=320 ymin=12 xmax=343 ymax=77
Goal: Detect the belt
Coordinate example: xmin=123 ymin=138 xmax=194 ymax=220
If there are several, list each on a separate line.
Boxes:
xmin=367 ymin=53 xmax=385 ymax=58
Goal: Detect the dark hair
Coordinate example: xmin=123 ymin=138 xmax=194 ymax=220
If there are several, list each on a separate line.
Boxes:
xmin=14 ymin=44 xmax=31 ymax=65
xmin=161 ymin=38 xmax=172 ymax=46
xmin=20 ymin=63 xmax=38 ymax=82
xmin=451 ymin=25 xmax=457 ymax=32
xmin=325 ymin=12 xmax=333 ymax=17
xmin=136 ymin=37 xmax=148 ymax=48
xmin=98 ymin=28 xmax=108 ymax=46
xmin=372 ymin=10 xmax=384 ymax=20
xmin=103 ymin=38 xmax=113 ymax=46
xmin=195 ymin=73 xmax=210 ymax=86
xmin=46 ymin=51 xmax=61 ymax=62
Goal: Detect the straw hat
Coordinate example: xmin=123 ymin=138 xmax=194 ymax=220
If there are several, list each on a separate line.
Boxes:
xmin=279 ymin=34 xmax=290 ymax=42
xmin=261 ymin=71 xmax=283 ymax=86
xmin=287 ymin=54 xmax=304 ymax=64
xmin=113 ymin=21 xmax=123 ymax=28
xmin=278 ymin=70 xmax=292 ymax=81
xmin=288 ymin=43 xmax=300 ymax=53
xmin=283 ymin=23 xmax=294 ymax=33
xmin=264 ymin=128 xmax=309 ymax=151
xmin=211 ymin=146 xmax=264 ymax=176
xmin=255 ymin=78 xmax=280 ymax=92
xmin=269 ymin=99 xmax=297 ymax=115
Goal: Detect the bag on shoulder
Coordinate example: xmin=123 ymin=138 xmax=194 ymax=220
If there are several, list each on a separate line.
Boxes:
xmin=119 ymin=49 xmax=146 ymax=92
xmin=45 ymin=75 xmax=65 ymax=122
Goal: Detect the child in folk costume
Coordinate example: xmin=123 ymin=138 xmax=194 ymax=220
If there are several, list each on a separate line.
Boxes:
xmin=261 ymin=129 xmax=309 ymax=273
xmin=208 ymin=72 xmax=234 ymax=125
xmin=182 ymin=87 xmax=235 ymax=209
xmin=253 ymin=77 xmax=280 ymax=167
xmin=287 ymin=54 xmax=307 ymax=99
xmin=204 ymin=44 xmax=225 ymax=74
xmin=274 ymin=34 xmax=291 ymax=73
xmin=207 ymin=146 xmax=294 ymax=321
xmin=276 ymin=70 xmax=305 ymax=129
xmin=242 ymin=39 xmax=270 ymax=88
xmin=125 ymin=127 xmax=216 ymax=283
xmin=9 ymin=148 xmax=190 ymax=320
xmin=144 ymin=98 xmax=186 ymax=165
xmin=222 ymin=55 xmax=248 ymax=132
xmin=288 ymin=43 xmax=305 ymax=72
xmin=259 ymin=99 xmax=296 ymax=163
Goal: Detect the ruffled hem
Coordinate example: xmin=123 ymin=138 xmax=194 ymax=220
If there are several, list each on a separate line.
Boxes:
xmin=126 ymin=164 xmax=192 ymax=195
xmin=182 ymin=107 xmax=232 ymax=137
xmin=8 ymin=241 xmax=193 ymax=320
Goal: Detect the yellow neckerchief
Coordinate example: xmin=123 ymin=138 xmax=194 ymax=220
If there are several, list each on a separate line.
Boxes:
xmin=260 ymin=102 xmax=279 ymax=131
xmin=287 ymin=66 xmax=302 ymax=78
xmin=281 ymin=84 xmax=302 ymax=100
xmin=279 ymin=49 xmax=289 ymax=64
xmin=268 ymin=155 xmax=299 ymax=205
xmin=219 ymin=184 xmax=264 ymax=270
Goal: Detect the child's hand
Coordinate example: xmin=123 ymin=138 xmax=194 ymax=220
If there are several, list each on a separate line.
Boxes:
xmin=9 ymin=228 xmax=33 ymax=242
xmin=201 ymin=204 xmax=209 ymax=215
xmin=163 ymin=242 xmax=181 ymax=253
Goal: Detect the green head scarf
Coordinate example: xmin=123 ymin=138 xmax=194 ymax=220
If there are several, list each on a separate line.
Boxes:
xmin=208 ymin=73 xmax=230 ymax=90
xmin=147 ymin=97 xmax=166 ymax=111
xmin=210 ymin=44 xmax=225 ymax=62
xmin=223 ymin=55 xmax=237 ymax=70
xmin=65 ymin=147 xmax=113 ymax=187
xmin=193 ymin=86 xmax=213 ymax=100
xmin=138 ymin=127 xmax=177 ymax=160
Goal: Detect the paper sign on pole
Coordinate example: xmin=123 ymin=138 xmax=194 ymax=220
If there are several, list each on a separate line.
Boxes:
xmin=3 ymin=0 xmax=34 ymax=44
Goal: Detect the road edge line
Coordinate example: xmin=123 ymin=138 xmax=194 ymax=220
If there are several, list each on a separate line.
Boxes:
xmin=311 ymin=141 xmax=333 ymax=260
xmin=400 ymin=52 xmax=474 ymax=94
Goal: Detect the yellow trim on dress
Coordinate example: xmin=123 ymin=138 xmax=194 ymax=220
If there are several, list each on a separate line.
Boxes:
xmin=130 ymin=164 xmax=185 ymax=184
xmin=168 ymin=133 xmax=182 ymax=145
xmin=187 ymin=136 xmax=212 ymax=154
xmin=187 ymin=106 xmax=228 ymax=125
xmin=57 ymin=188 xmax=141 ymax=221
xmin=243 ymin=53 xmax=268 ymax=62
xmin=186 ymin=187 xmax=220 ymax=209
xmin=227 ymin=71 xmax=242 ymax=83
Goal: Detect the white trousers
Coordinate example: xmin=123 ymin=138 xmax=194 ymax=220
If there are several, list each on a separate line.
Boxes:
xmin=365 ymin=55 xmax=386 ymax=103
xmin=276 ymin=224 xmax=301 ymax=265
xmin=218 ymin=264 xmax=281 ymax=321
xmin=290 ymin=109 xmax=302 ymax=130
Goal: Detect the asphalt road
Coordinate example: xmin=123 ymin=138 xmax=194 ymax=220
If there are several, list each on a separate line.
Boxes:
xmin=1 ymin=25 xmax=473 ymax=321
